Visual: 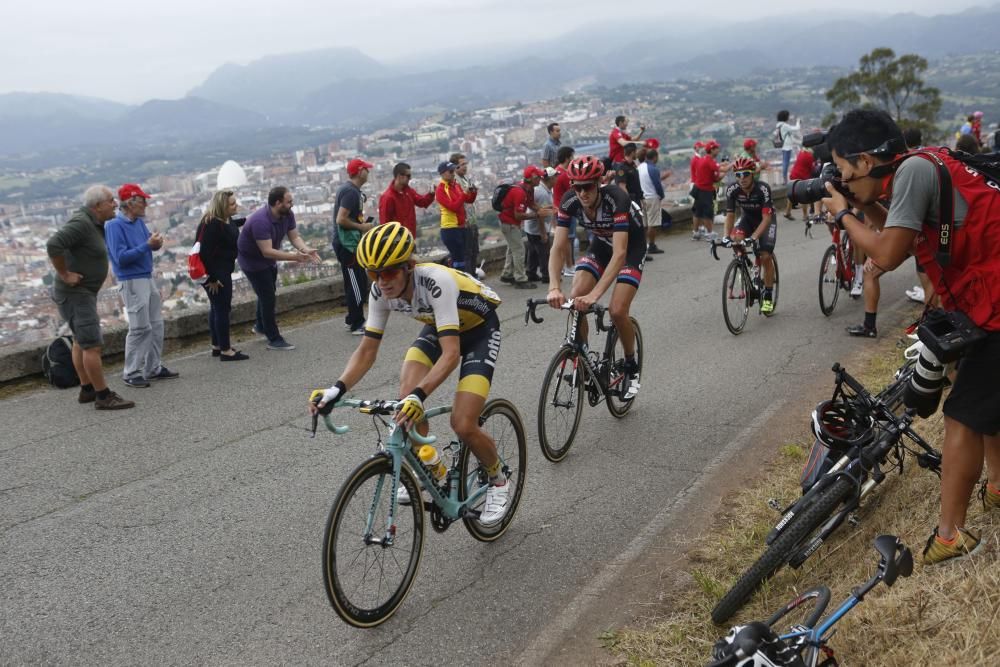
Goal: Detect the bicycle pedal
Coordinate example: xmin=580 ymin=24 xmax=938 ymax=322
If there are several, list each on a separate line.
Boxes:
xmin=767 ymin=498 xmax=783 ymax=512
xmin=847 ymin=513 xmax=860 ymax=528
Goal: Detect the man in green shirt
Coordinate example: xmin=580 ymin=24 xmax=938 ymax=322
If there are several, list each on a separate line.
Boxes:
xmin=46 ymin=185 xmax=135 ymax=409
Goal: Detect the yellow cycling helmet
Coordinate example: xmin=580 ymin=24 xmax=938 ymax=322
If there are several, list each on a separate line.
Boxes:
xmin=356 ymin=222 xmax=415 ymax=270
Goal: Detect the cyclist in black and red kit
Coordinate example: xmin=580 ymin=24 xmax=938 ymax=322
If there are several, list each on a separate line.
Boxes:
xmin=548 ymin=155 xmax=645 ymax=399
xmin=723 ymin=156 xmax=778 ymax=314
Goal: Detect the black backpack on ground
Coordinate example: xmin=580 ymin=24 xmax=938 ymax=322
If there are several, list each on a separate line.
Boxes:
xmin=491 ymin=183 xmax=514 ymax=212
xmin=41 ymin=335 xmax=80 ymax=388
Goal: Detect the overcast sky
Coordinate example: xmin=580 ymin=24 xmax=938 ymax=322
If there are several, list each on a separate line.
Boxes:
xmin=5 ymin=0 xmax=990 ymax=103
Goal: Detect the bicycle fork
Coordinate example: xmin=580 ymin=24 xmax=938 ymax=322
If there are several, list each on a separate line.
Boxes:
xmin=364 ymin=453 xmax=404 ymax=549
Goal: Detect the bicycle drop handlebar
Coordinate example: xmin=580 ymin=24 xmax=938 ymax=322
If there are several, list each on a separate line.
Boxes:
xmin=709 ymin=237 xmax=755 ymax=261
xmin=524 ymin=298 xmax=610 ymax=331
xmin=312 ymin=397 xmax=437 ymax=445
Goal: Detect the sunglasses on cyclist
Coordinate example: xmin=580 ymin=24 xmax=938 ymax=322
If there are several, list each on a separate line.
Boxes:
xmin=734 ymin=171 xmax=754 ymax=178
xmin=366 ymin=266 xmax=406 ymax=282
xmin=571 ymin=182 xmax=598 ymax=193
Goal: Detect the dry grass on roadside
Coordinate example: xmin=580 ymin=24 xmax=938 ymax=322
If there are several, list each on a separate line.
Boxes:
xmin=606 ymin=343 xmax=1000 ymax=666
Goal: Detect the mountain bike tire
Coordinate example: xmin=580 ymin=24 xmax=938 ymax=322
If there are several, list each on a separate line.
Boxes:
xmin=459 ymin=398 xmax=527 ymax=542
xmin=605 ymin=316 xmax=643 ymax=418
xmin=711 ymin=476 xmax=854 ymax=625
xmin=723 ymin=259 xmax=751 ymax=335
xmin=818 ymin=244 xmax=840 ymax=316
xmin=323 ymin=454 xmax=424 ymax=628
xmin=537 ymin=346 xmax=585 ymax=462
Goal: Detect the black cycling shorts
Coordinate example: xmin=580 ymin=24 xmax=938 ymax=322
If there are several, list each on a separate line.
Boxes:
xmin=735 ymin=216 xmax=777 ymax=254
xmin=403 ymin=311 xmax=501 ymax=399
xmin=944 ymin=331 xmax=1000 ymax=435
xmin=576 ymin=237 xmax=645 ymax=288
xmin=692 ymin=187 xmax=715 ymax=219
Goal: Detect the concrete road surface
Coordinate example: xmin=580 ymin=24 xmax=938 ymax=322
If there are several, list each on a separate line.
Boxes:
xmin=1 ymin=221 xmax=919 ymax=665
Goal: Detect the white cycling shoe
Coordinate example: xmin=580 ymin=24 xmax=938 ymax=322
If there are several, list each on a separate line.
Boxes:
xmin=479 ymin=480 xmax=511 ymax=525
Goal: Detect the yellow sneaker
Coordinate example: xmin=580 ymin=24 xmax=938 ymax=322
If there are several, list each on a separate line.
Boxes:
xmin=922 ymin=527 xmax=983 ymax=565
xmin=760 ymin=299 xmax=775 ymax=316
xmin=981 ymin=481 xmax=1000 ymax=511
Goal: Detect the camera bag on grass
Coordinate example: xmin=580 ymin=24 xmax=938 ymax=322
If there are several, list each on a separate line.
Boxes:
xmin=41 ymin=335 xmax=80 ymax=388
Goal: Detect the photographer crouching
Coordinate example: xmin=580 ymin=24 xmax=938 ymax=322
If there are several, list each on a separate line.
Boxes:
xmin=818 ymin=109 xmax=1000 ymax=565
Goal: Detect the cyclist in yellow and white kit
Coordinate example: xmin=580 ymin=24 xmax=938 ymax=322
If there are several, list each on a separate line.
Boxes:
xmin=309 ymin=222 xmax=511 ymax=524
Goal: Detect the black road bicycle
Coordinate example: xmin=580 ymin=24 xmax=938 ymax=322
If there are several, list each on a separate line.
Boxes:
xmin=525 ymin=298 xmax=643 ymax=462
xmin=711 ymin=362 xmax=940 ymax=624
xmin=710 ymin=237 xmax=781 ymax=335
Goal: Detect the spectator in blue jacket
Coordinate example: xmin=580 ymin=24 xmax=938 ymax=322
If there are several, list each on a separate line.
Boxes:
xmin=105 ymin=183 xmax=179 ymax=388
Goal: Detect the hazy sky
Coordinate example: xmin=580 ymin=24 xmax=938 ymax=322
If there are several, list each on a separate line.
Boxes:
xmin=5 ymin=0 xmax=990 ymax=103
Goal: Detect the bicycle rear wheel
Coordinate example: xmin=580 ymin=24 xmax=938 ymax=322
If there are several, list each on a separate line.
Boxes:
xmin=710 ymin=476 xmax=854 ymax=625
xmin=459 ymin=398 xmax=527 ymax=542
xmin=537 ymin=346 xmax=585 ymax=462
xmin=323 ymin=455 xmax=424 ymax=628
xmin=818 ymin=244 xmax=839 ymax=316
xmin=723 ymin=259 xmax=751 ymax=335
xmin=605 ymin=316 xmax=643 ymax=418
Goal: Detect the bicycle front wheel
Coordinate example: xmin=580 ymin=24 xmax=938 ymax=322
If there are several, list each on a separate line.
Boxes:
xmin=723 ymin=259 xmax=751 ymax=335
xmin=818 ymin=244 xmax=839 ymax=316
xmin=710 ymin=476 xmax=854 ymax=625
xmin=769 ymin=254 xmax=780 ymax=313
xmin=323 ymin=455 xmax=424 ymax=628
xmin=459 ymin=398 xmax=527 ymax=542
xmin=538 ymin=346 xmax=586 ymax=462
xmin=605 ymin=316 xmax=643 ymax=418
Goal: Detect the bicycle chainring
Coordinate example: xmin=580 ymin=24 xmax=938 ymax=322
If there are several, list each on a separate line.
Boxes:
xmin=430 ymin=503 xmax=453 ymax=533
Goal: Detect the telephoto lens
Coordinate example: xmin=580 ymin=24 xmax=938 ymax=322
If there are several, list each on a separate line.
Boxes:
xmin=903 ymin=345 xmax=947 ymax=418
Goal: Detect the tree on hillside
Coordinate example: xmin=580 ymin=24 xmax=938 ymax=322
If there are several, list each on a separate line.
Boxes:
xmin=825 ymin=48 xmax=942 ymax=139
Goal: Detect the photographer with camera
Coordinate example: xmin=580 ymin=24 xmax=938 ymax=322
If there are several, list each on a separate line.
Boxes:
xmin=820 ymin=109 xmax=1000 ymax=565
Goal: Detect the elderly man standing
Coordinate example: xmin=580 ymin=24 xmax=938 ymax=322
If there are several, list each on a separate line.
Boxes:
xmin=452 ymin=153 xmax=482 ymax=276
xmin=47 ymin=186 xmax=134 ymax=409
xmin=239 ymin=186 xmax=319 ymax=350
xmin=499 ymin=165 xmax=548 ymax=289
xmin=105 ymin=183 xmax=178 ymax=388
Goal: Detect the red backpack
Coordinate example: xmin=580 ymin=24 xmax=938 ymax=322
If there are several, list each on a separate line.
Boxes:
xmin=906 ymin=147 xmax=1000 ymax=331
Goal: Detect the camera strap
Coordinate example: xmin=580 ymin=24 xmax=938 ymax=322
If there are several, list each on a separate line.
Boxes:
xmin=908 ymin=150 xmax=955 ymax=267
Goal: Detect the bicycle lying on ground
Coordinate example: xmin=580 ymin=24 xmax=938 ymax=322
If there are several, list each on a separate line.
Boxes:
xmin=710 ymin=237 xmax=780 ymax=335
xmin=314 ymin=396 xmax=526 ymax=627
xmin=525 ymin=298 xmax=643 ymax=462
xmin=710 ymin=362 xmax=940 ymax=624
xmin=806 ymin=213 xmax=859 ymax=317
xmin=708 ymin=535 xmax=913 ymax=667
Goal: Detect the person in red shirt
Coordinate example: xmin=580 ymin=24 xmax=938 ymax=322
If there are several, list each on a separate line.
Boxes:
xmin=691 ymin=140 xmax=730 ymax=240
xmin=608 ymin=115 xmax=645 ymax=164
xmin=378 ymin=162 xmax=435 ymax=236
xmin=435 ymin=161 xmax=477 ymax=270
xmin=499 ymin=166 xmax=548 ymax=288
xmin=784 ymin=148 xmax=816 ymax=221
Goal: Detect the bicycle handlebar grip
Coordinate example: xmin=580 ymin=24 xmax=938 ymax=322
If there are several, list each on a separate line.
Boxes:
xmin=406 ymin=428 xmax=437 ymax=446
xmin=322 ymin=415 xmax=351 ymax=435
xmin=710 ymin=242 xmax=720 ymax=261
xmin=525 ymin=298 xmax=545 ymax=324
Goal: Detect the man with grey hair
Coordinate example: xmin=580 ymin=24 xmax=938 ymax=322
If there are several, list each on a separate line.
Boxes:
xmin=105 ymin=183 xmax=178 ymax=387
xmin=46 ymin=185 xmax=135 ymax=409
xmin=452 ymin=153 xmax=482 ymax=276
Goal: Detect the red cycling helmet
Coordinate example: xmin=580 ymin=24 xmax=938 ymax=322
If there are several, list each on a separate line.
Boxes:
xmin=732 ymin=157 xmax=757 ymax=173
xmin=705 ymin=140 xmax=721 ymax=152
xmin=743 ymin=138 xmax=757 ymax=150
xmin=567 ymin=155 xmax=605 ymax=183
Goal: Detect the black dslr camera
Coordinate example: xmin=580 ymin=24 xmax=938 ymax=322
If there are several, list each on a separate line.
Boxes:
xmin=787 ymin=129 xmax=851 ymax=206
xmin=917 ymin=308 xmax=986 ymax=364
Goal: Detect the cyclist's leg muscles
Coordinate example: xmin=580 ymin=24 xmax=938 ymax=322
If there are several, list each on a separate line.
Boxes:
xmin=572 ymin=255 xmax=601 ymax=345
xmin=401 ymin=325 xmax=439 ymax=436
xmin=609 ymin=282 xmax=638 ymax=356
xmin=755 ymin=218 xmax=777 ymax=288
xmin=452 ymin=321 xmax=502 ymax=474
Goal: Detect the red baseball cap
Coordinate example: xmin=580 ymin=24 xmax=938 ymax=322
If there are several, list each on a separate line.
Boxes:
xmin=523 ymin=165 xmax=544 ymax=180
xmin=705 ymin=140 xmax=720 ymax=152
xmin=644 ymin=138 xmax=660 ymax=150
xmin=347 ymin=158 xmax=373 ymax=177
xmin=694 ymin=140 xmax=705 ymax=149
xmin=118 ymin=183 xmax=151 ymax=201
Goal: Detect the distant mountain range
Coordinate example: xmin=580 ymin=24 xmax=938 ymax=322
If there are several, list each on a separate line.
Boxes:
xmin=2 ymin=5 xmax=999 ymax=159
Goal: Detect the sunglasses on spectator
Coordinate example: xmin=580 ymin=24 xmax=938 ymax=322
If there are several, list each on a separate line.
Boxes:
xmin=571 ymin=182 xmax=598 ymax=193
xmin=366 ymin=266 xmax=406 ymax=282
xmin=734 ymin=171 xmax=754 ymax=178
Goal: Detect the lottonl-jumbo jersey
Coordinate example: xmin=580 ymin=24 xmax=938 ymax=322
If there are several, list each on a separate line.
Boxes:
xmin=364 ymin=264 xmax=501 ymax=339
xmin=557 ymin=185 xmax=645 ymax=248
xmin=725 ymin=181 xmax=775 ymax=224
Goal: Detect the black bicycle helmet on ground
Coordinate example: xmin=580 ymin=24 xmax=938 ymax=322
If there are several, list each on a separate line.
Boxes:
xmin=810 ymin=399 xmax=875 ymax=451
